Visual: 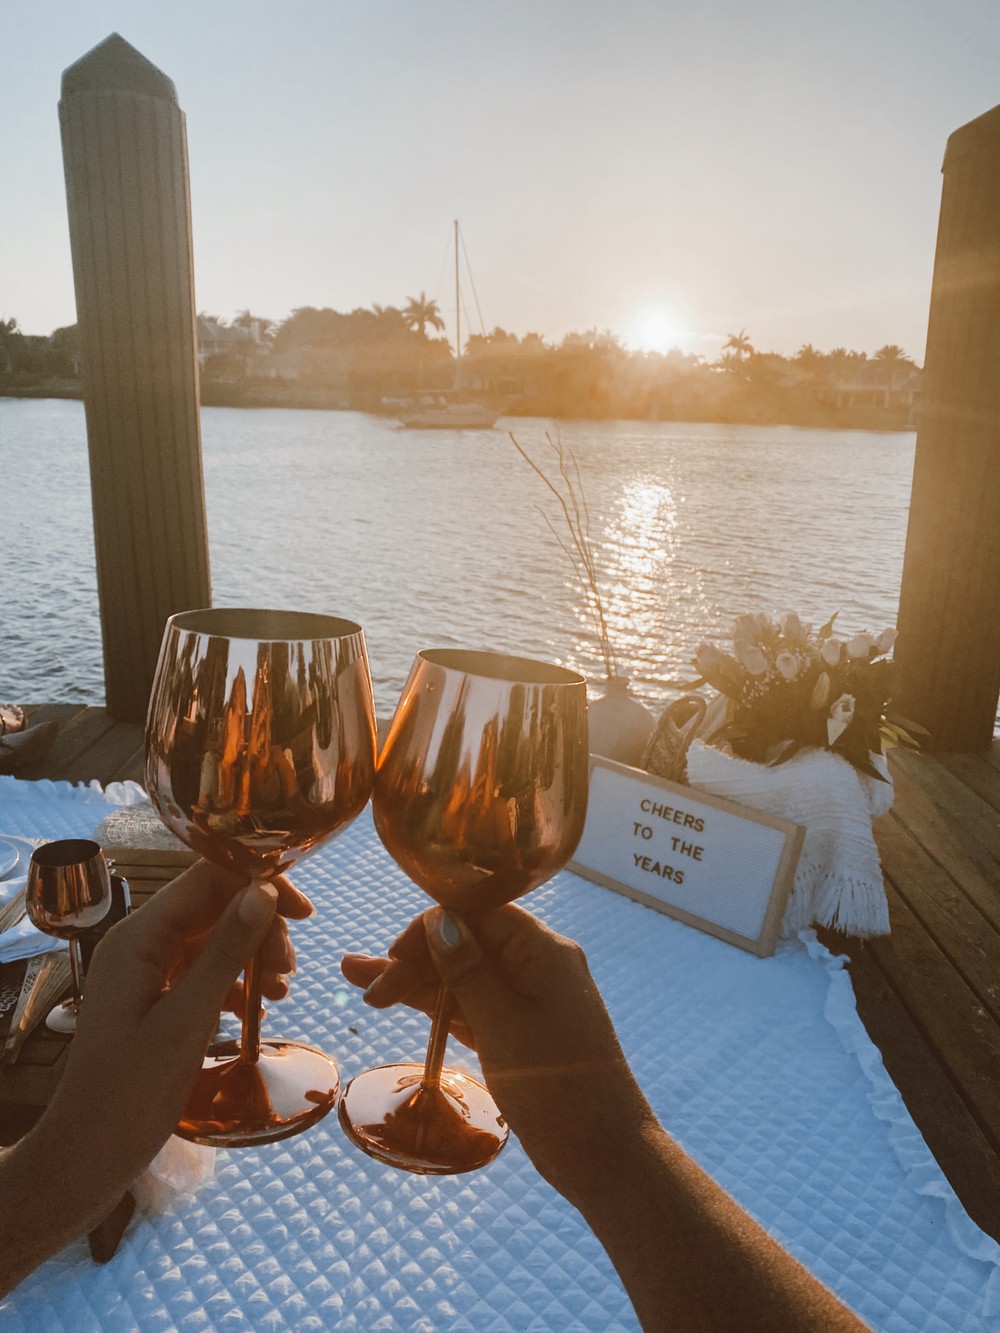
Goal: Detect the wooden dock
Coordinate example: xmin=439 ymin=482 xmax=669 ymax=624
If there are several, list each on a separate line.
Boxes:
xmin=8 ymin=702 xmax=1000 ymax=1244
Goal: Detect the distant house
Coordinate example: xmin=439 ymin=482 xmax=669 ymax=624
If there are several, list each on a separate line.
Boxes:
xmin=827 ymin=360 xmax=922 ymax=413
xmin=196 ymin=317 xmax=250 ymax=367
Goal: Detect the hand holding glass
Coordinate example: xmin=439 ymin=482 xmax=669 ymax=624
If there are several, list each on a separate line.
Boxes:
xmin=145 ymin=608 xmax=377 ymax=1146
xmin=339 ymin=648 xmax=588 ymax=1174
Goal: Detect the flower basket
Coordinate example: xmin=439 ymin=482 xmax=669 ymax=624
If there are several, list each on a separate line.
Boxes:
xmin=679 ymin=610 xmax=924 ymax=939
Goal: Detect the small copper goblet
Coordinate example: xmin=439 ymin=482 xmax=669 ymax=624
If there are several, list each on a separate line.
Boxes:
xmin=26 ymin=839 xmax=113 ymax=1033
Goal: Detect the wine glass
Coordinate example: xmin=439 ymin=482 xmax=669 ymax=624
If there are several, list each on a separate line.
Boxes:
xmin=339 ymin=648 xmax=588 ymax=1174
xmin=26 ymin=839 xmax=113 ymax=1033
xmin=145 ymin=607 xmax=377 ymax=1147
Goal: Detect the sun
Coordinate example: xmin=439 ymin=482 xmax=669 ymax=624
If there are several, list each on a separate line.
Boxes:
xmin=628 ymin=306 xmax=689 ymax=354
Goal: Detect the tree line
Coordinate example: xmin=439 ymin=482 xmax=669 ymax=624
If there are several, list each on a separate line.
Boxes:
xmin=0 ymin=305 xmax=920 ymax=429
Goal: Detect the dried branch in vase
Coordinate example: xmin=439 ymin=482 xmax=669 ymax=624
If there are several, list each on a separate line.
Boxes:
xmin=509 ymin=431 xmax=617 ymax=682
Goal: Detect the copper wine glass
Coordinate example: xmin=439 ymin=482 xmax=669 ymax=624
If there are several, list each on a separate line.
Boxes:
xmin=339 ymin=648 xmax=588 ymax=1174
xmin=145 ymin=608 xmax=377 ymax=1147
xmin=26 ymin=839 xmax=113 ymax=1033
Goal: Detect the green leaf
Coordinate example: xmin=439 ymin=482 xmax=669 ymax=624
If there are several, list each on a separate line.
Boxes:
xmin=818 ymin=612 xmax=840 ymax=640
xmin=886 ymin=712 xmax=931 ymax=739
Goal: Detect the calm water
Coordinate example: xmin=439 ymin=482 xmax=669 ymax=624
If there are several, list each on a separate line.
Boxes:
xmin=1 ymin=398 xmax=915 ymax=715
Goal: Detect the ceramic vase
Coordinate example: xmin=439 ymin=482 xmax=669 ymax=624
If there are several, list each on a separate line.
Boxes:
xmin=588 ymin=676 xmax=656 ymax=768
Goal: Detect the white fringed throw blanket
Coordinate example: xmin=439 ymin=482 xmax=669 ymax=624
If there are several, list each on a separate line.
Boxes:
xmin=686 ymin=741 xmax=893 ymax=938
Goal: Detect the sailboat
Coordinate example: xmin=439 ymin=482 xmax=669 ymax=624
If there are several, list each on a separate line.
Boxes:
xmin=397 ymin=221 xmax=499 ymax=430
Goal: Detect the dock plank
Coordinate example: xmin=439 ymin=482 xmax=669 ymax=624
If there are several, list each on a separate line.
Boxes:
xmin=16 ymin=706 xmax=140 ymax=785
xmin=891 ymin=746 xmax=1000 ymax=867
xmin=936 ymin=749 xmax=1000 ymax=813
xmin=876 ymin=812 xmax=1000 ymax=1021
xmin=867 ymin=877 xmax=1000 ymax=1152
xmin=885 ymin=758 xmax=1000 ymax=934
xmin=834 ymin=936 xmax=1000 ymax=1242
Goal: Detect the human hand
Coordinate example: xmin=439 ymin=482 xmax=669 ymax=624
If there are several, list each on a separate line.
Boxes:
xmin=35 ymin=862 xmax=294 ymax=1218
xmin=181 ymin=865 xmax=310 ymax=1019
xmin=342 ymin=905 xmax=657 ymax=1204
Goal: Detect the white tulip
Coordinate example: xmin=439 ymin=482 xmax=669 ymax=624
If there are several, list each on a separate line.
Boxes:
xmin=695 ymin=643 xmax=723 ymax=677
xmin=780 ymin=612 xmax=805 ymax=640
xmin=874 ymin=627 xmax=898 ymax=655
xmin=733 ymin=639 xmax=769 ymax=676
xmin=820 ymin=638 xmax=843 ymax=666
xmin=811 ymin=672 xmax=832 ymax=710
xmin=847 ymin=632 xmax=875 ymax=660
xmin=827 ymin=693 xmax=856 ymax=746
xmin=775 ymin=652 xmax=799 ymax=681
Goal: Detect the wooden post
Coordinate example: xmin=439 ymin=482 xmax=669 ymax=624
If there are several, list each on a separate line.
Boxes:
xmin=893 ymin=102 xmax=1000 ymax=752
xmin=59 ymin=33 xmax=211 ymax=723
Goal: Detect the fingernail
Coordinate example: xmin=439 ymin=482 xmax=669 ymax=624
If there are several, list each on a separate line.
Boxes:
xmin=363 ymin=973 xmax=389 ymax=1005
xmin=436 ymin=910 xmax=462 ymax=950
xmin=238 ymin=883 xmax=278 ymax=928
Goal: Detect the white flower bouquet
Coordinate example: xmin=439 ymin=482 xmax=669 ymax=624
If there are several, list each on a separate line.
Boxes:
xmin=691 ymin=612 xmax=923 ymax=781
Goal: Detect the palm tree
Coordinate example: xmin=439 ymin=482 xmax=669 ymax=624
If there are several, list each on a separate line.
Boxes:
xmin=232 ymin=310 xmax=275 ymax=342
xmin=402 ymin=292 xmax=445 ymax=338
xmin=369 ymin=304 xmax=409 ymax=341
xmin=723 ymin=328 xmax=754 ymax=360
xmin=873 ymin=344 xmax=913 ymax=408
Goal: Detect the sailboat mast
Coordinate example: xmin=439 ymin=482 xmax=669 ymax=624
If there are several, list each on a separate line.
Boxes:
xmin=454 ymin=218 xmax=461 ymax=370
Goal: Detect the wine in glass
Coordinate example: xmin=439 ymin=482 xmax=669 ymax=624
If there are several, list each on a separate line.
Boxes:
xmin=26 ymin=839 xmax=113 ymax=1033
xmin=145 ymin=608 xmax=377 ymax=1147
xmin=339 ymin=648 xmax=588 ymax=1174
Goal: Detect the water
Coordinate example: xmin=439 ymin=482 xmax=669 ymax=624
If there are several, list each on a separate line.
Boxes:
xmin=0 ymin=398 xmax=915 ymax=715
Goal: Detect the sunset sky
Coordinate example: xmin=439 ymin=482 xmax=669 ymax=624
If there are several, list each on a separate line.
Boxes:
xmin=3 ymin=1 xmax=999 ymax=361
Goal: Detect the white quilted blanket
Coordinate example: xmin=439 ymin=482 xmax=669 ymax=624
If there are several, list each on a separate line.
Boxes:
xmin=1 ymin=775 xmax=998 ymax=1332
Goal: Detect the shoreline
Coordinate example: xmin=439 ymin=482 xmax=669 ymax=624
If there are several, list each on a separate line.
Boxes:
xmin=0 ymin=384 xmax=917 ymax=433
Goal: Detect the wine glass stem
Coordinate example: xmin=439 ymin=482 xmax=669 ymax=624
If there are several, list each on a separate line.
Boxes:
xmin=239 ymin=952 xmax=264 ymax=1063
xmin=68 ymin=935 xmax=84 ymax=1012
xmin=420 ymin=984 xmax=454 ymax=1093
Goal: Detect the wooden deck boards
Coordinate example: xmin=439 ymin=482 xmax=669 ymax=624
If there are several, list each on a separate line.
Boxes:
xmin=8 ymin=704 xmax=1000 ymax=1242
xmin=822 ymin=743 xmax=1000 ymax=1242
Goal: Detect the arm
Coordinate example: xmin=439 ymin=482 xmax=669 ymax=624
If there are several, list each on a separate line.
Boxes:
xmin=344 ymin=907 xmax=867 ymax=1333
xmin=0 ymin=862 xmax=302 ymax=1296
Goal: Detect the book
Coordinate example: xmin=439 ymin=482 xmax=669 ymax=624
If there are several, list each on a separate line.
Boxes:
xmin=0 ymin=951 xmax=71 ymax=1063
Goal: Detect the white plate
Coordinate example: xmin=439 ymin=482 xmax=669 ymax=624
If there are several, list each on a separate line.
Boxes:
xmin=0 ymin=838 xmax=21 ymax=880
xmin=0 ymin=835 xmax=46 ymax=882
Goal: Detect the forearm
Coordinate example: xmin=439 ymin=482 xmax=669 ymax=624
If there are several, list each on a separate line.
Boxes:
xmin=0 ymin=1112 xmax=127 ymax=1297
xmin=568 ymin=1122 xmax=867 ymax=1333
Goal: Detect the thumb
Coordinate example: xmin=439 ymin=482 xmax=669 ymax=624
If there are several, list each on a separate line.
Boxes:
xmin=423 ymin=907 xmax=513 ymax=1028
xmin=167 ymin=882 xmax=279 ymax=1021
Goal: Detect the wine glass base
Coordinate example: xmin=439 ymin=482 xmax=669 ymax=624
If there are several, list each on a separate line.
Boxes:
xmin=44 ymin=999 xmax=79 ymax=1034
xmin=175 ymin=1039 xmax=340 ymax=1148
xmin=339 ymin=1062 xmax=509 ymax=1175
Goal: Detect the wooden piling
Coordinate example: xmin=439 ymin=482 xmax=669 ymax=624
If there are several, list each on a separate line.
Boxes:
xmin=59 ymin=33 xmax=211 ymax=723
xmin=894 ymin=103 xmax=1000 ymax=751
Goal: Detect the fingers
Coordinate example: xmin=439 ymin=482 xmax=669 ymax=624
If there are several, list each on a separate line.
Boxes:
xmin=271 ymin=874 xmax=314 ymax=920
xmin=160 ymin=883 xmax=279 ymax=1029
xmin=342 ymin=954 xmax=440 ymax=1013
xmin=220 ymin=913 xmax=294 ymax=1015
xmin=257 ymin=913 xmax=295 ymax=976
xmin=387 ymin=915 xmax=429 ymax=961
xmin=135 ymin=859 xmax=245 ymax=937
xmin=341 ymin=954 xmax=385 ymax=989
xmin=339 ymin=953 xmax=478 ymax=1050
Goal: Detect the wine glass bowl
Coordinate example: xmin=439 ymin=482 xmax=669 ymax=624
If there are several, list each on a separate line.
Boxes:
xmin=26 ymin=839 xmax=113 ymax=1033
xmin=146 ymin=608 xmax=376 ymax=881
xmin=145 ymin=607 xmax=377 ymax=1147
xmin=340 ymin=648 xmax=588 ymax=1174
xmin=372 ymin=649 xmax=589 ymax=916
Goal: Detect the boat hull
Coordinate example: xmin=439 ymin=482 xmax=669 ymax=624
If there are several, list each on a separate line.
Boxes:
xmin=398 ymin=404 xmax=498 ymax=429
